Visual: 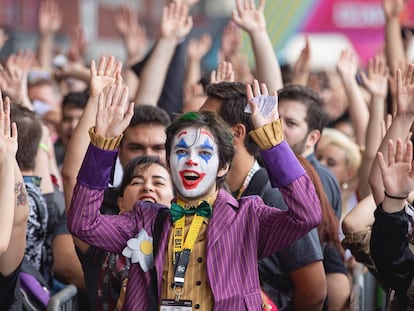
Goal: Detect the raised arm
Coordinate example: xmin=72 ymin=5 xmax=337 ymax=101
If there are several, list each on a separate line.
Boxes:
xmin=61 ymin=56 xmax=122 ymax=208
xmin=0 ymin=50 xmax=35 ymax=110
xmin=67 ymin=82 xmax=135 ymax=252
xmin=383 ymin=0 xmax=408 ymax=77
xmin=247 ymin=80 xmax=322 ymax=254
xmin=291 ymin=36 xmax=311 ymax=86
xmin=358 ymin=54 xmax=389 ymax=198
xmin=114 ymin=5 xmax=148 ymax=101
xmin=218 ymin=21 xmax=241 ymax=63
xmin=377 ymin=138 xmax=414 ymax=213
xmin=0 ymin=95 xmax=29 ymax=275
xmin=184 ymin=34 xmax=212 ymax=89
xmin=134 ymin=1 xmax=192 ymax=106
xmin=0 ymin=95 xmax=18 ymax=253
xmin=369 ymin=64 xmax=414 ymax=204
xmin=66 ymin=26 xmax=88 ymax=65
xmin=37 ymin=0 xmax=62 ymax=70
xmin=232 ymin=0 xmax=283 ymax=91
xmin=336 ymin=49 xmax=369 ymax=146
xmin=114 ymin=5 xmax=148 ymax=67
xmin=370 ymin=138 xmax=414 ymax=294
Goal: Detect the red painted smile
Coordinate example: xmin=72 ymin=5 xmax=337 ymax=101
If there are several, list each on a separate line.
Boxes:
xmin=179 ymin=170 xmax=206 ymax=189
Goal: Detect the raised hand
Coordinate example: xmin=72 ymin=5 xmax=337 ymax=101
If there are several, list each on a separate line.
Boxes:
xmin=7 ymin=49 xmax=34 ymax=73
xmin=183 ymin=83 xmax=205 ymax=112
xmin=292 ymin=36 xmax=311 ymax=85
xmin=67 ymin=26 xmax=88 ymax=63
xmin=95 ymin=83 xmax=134 ymax=138
xmin=246 ymin=79 xmax=279 ymax=129
xmin=210 ymin=61 xmax=235 ymax=84
xmin=89 ymin=56 xmax=123 ymax=97
xmin=219 ymin=21 xmax=241 ymax=62
xmin=377 ymin=138 xmax=414 ymax=199
xmin=38 ymin=0 xmax=62 ymax=35
xmin=232 ymin=0 xmax=266 ymax=34
xmin=188 ymin=34 xmax=212 ymax=61
xmin=383 ymin=0 xmax=407 ymax=20
xmin=113 ymin=5 xmax=148 ymax=64
xmin=160 ymin=2 xmax=193 ymax=41
xmin=360 ymin=54 xmax=389 ymax=98
xmin=0 ymin=93 xmax=17 ymax=158
xmin=0 ymin=50 xmax=34 ymax=109
xmin=395 ymin=63 xmax=414 ymax=115
xmin=336 ymin=49 xmax=359 ymax=80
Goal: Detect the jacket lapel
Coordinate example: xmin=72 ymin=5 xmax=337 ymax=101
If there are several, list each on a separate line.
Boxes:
xmin=207 ymin=189 xmax=239 ymax=250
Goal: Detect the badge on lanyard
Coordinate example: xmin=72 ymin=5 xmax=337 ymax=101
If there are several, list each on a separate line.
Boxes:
xmin=160 ymin=299 xmax=192 ymax=311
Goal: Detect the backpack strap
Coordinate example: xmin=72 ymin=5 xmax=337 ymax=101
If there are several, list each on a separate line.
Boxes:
xmin=148 ymin=208 xmax=170 ymax=311
xmin=20 ymin=259 xmax=51 ymax=309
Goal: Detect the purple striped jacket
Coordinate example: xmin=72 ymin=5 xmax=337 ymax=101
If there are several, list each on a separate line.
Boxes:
xmin=67 ymin=141 xmax=321 ymax=310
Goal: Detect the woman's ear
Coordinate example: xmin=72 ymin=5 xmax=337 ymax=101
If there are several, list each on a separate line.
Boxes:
xmin=118 ymin=196 xmax=126 ymax=214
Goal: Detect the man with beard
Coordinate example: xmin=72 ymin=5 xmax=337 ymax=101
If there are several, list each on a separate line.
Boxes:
xmin=277 ymin=84 xmax=342 ymax=220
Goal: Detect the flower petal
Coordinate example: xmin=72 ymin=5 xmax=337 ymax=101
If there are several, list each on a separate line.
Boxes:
xmin=127 ymin=238 xmax=140 ymax=250
xmin=122 ymin=247 xmax=133 ymax=258
xmin=131 ymin=251 xmax=142 ymax=264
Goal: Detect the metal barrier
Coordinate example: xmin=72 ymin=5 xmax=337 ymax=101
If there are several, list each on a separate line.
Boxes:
xmin=47 ymin=285 xmax=78 ymax=311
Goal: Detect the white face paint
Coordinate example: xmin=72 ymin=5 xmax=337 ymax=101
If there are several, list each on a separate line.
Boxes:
xmin=169 ymin=127 xmax=219 ymax=200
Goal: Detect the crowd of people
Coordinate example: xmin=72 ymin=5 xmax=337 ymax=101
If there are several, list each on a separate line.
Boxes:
xmin=2 ymin=0 xmax=414 ymax=310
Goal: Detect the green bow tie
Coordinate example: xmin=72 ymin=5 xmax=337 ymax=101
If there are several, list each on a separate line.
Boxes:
xmin=170 ymin=201 xmax=212 ymax=222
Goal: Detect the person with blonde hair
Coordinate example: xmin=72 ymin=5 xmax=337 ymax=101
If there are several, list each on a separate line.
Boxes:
xmin=316 ymin=127 xmax=362 ymax=218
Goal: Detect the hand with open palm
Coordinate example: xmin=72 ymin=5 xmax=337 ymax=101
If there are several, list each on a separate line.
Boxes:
xmin=0 ymin=93 xmax=17 ymax=159
xmin=377 ymin=139 xmax=414 ymax=211
xmin=89 ymin=56 xmax=122 ymax=98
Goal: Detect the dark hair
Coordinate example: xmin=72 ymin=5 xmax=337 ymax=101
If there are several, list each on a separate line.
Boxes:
xmin=297 ymin=155 xmax=344 ymax=259
xmin=120 ymin=105 xmax=171 ymax=146
xmin=278 ymin=84 xmax=329 ymax=133
xmin=205 ymin=82 xmax=260 ymax=156
xmin=62 ymin=91 xmax=89 ymax=110
xmin=129 ymin=105 xmax=170 ymax=128
xmin=165 ymin=111 xmax=234 ymax=188
xmin=10 ymin=106 xmax=43 ymax=171
xmin=118 ymin=155 xmax=169 ymax=196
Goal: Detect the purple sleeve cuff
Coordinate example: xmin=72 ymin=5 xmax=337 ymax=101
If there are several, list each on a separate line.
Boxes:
xmin=77 ymin=144 xmax=118 ymax=189
xmin=260 ymin=140 xmax=305 ymax=188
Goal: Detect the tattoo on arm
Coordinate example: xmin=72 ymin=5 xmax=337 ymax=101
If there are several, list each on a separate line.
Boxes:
xmin=15 ymin=181 xmax=27 ymax=207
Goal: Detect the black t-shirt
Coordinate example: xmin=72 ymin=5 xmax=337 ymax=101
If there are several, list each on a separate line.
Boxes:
xmin=0 ymin=261 xmax=23 ymax=311
xmin=241 ymin=168 xmax=323 ymax=311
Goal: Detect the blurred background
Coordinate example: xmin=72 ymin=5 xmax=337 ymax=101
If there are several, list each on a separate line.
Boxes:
xmin=2 ymin=0 xmax=414 ymax=74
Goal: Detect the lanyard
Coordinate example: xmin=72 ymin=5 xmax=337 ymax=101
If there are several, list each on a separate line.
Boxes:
xmin=172 ymin=214 xmax=205 ymax=301
xmin=236 ymin=160 xmax=260 ymax=199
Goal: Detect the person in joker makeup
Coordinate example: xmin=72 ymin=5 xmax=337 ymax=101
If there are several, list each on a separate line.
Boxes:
xmin=67 ymin=79 xmax=322 ymax=310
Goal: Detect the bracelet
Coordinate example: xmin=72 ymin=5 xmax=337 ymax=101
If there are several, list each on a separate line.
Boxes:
xmin=38 ymin=142 xmax=49 ymax=153
xmin=384 ymin=191 xmax=408 ymax=200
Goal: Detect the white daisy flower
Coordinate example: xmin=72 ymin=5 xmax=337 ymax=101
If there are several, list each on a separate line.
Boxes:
xmin=122 ymin=228 xmax=154 ymax=272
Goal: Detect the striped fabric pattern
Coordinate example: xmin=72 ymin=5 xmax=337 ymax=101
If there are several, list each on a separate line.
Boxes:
xmin=67 ymin=143 xmax=321 ymax=310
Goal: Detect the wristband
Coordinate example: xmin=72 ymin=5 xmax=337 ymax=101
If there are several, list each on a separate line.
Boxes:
xmin=384 ymin=191 xmax=408 ymax=200
xmin=38 ymin=142 xmax=49 ymax=153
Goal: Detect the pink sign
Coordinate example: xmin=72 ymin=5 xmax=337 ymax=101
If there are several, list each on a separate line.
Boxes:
xmin=300 ymin=0 xmax=414 ymax=64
